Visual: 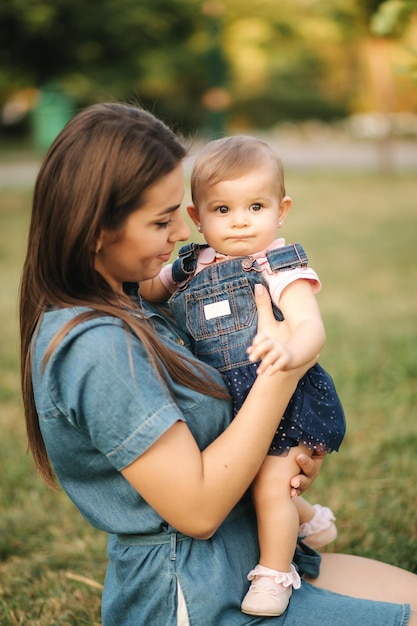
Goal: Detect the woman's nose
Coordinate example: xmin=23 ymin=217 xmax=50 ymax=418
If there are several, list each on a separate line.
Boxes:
xmin=170 ymin=211 xmax=191 ymax=242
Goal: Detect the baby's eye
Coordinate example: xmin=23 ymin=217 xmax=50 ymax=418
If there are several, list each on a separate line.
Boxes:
xmin=249 ymin=203 xmax=263 ymax=212
xmin=215 ymin=205 xmax=229 ymax=214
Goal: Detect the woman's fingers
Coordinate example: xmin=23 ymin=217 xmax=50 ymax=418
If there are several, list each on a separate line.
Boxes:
xmin=290 ymin=452 xmax=325 ymax=497
xmin=251 ymin=284 xmax=286 ymax=372
xmin=253 ymin=284 xmax=276 ymax=333
xmin=253 ymin=283 xmax=290 ymax=342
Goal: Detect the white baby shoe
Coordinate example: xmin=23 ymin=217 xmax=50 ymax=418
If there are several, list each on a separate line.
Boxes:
xmin=241 ymin=563 xmax=301 ymax=617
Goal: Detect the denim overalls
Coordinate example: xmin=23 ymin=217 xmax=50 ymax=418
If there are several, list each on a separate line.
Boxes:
xmin=170 ymin=242 xmax=346 ymax=455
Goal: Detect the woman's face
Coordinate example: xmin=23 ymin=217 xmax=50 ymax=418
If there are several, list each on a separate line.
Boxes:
xmin=95 ymin=163 xmax=190 ymax=292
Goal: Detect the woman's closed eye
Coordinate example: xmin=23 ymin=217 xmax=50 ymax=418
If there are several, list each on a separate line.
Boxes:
xmin=155 ymin=218 xmax=174 ymax=228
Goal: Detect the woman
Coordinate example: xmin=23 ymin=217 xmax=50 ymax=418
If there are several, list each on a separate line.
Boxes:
xmin=20 ymin=103 xmax=415 ymax=625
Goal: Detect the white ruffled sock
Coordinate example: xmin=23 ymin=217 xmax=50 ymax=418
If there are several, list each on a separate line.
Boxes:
xmin=247 ymin=563 xmax=301 ymax=589
xmin=299 ymin=503 xmax=336 ymax=537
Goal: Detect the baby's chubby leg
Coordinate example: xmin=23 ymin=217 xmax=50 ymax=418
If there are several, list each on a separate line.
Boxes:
xmin=240 ymin=445 xmax=310 ymax=616
xmin=251 ymin=444 xmax=312 ymax=572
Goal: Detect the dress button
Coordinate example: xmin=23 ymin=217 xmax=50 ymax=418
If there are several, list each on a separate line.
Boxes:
xmin=177 ymin=338 xmax=185 ymax=346
xmin=241 ymin=258 xmax=253 ymax=270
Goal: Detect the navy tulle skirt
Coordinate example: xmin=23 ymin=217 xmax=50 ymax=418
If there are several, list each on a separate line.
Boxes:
xmin=224 ymin=363 xmax=346 ymax=456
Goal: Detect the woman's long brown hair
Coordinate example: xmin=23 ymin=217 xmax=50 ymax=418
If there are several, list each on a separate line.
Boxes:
xmin=20 ymin=103 xmax=227 ymax=487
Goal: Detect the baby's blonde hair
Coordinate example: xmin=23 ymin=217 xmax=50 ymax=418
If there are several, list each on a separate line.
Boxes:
xmin=191 ymin=135 xmax=286 ymax=206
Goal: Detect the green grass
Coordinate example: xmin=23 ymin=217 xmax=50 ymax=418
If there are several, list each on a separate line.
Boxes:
xmin=0 ymin=171 xmax=416 ymax=623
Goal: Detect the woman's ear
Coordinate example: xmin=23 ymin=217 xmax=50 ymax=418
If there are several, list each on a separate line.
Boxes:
xmin=187 ymin=204 xmax=201 ymax=231
xmin=94 ymin=233 xmax=103 ymax=254
xmin=278 ymin=195 xmax=292 ymax=227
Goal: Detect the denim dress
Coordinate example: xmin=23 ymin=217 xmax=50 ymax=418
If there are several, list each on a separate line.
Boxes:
xmin=31 ymin=296 xmax=409 ymax=625
xmin=169 ymin=243 xmax=346 ymax=456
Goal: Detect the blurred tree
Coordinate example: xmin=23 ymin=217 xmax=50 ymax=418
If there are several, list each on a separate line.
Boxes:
xmin=0 ymin=0 xmax=415 ymax=135
xmin=371 ymin=0 xmax=417 ymax=82
xmin=200 ymin=1 xmax=230 ymax=138
xmin=371 ymin=0 xmax=417 ymax=36
xmin=0 ymin=0 xmax=206 ymax=131
xmin=338 ymin=0 xmax=417 ymax=171
xmin=219 ymin=0 xmax=357 ymax=127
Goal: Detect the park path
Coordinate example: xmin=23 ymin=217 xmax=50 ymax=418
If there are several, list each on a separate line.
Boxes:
xmin=1 ymin=135 xmax=416 ymax=189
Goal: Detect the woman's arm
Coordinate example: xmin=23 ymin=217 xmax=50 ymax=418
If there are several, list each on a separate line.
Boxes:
xmin=122 ymin=285 xmax=317 ymax=539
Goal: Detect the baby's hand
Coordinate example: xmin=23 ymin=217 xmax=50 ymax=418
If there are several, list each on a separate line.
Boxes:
xmin=251 ymin=284 xmax=319 ymax=377
xmin=247 ymin=334 xmax=292 ymax=375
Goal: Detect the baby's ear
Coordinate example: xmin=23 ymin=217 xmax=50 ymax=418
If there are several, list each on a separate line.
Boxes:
xmin=278 ymin=195 xmax=292 ymax=225
xmin=187 ymin=204 xmax=200 ymax=228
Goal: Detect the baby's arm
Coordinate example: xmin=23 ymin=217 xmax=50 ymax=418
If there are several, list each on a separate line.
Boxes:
xmin=139 ymin=263 xmax=178 ymax=302
xmin=255 ymin=279 xmax=325 ymax=374
xmin=139 ymin=270 xmax=172 ymax=302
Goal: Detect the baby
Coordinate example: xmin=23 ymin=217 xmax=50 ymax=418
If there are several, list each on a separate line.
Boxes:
xmin=140 ymin=135 xmax=345 ymax=617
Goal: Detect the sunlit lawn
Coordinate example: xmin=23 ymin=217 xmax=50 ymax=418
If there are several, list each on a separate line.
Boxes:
xmin=0 ymin=168 xmax=416 ymax=624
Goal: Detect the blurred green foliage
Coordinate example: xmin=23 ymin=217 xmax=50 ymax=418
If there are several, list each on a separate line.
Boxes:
xmin=0 ymin=0 xmax=416 ymax=134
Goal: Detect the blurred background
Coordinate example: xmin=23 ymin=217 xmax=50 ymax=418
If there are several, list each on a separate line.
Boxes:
xmin=1 ymin=1 xmax=417 ymax=624
xmin=0 ymin=0 xmax=416 ymax=155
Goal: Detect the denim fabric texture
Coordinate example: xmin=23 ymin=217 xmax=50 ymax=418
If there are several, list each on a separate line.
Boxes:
xmin=169 ymin=244 xmax=346 ymax=455
xmin=32 ymin=301 xmax=231 ymax=535
xmin=31 ymin=297 xmax=409 ymax=625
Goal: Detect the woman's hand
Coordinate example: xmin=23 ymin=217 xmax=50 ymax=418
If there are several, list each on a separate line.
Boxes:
xmin=290 ymin=452 xmax=325 ymax=498
xmin=253 ymin=283 xmax=290 ymax=338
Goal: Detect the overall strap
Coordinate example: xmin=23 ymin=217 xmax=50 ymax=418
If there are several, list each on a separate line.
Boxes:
xmin=266 ymin=242 xmax=308 ymax=271
xmin=171 ymin=242 xmax=309 ymax=286
xmin=171 ymin=242 xmax=210 ymax=286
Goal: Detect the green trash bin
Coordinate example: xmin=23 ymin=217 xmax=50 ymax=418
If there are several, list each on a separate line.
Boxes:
xmin=32 ymin=88 xmax=75 ymax=153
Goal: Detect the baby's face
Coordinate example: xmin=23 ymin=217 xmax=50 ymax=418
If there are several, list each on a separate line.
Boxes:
xmin=193 ymin=162 xmax=289 ymax=257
